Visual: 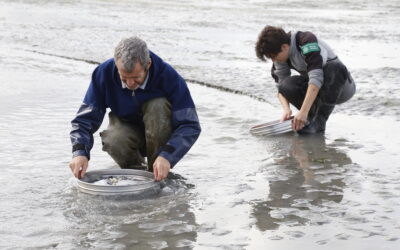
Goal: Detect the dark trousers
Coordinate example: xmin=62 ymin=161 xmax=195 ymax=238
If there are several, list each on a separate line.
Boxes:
xmin=100 ymin=97 xmax=172 ymax=171
xmin=273 ymin=59 xmax=355 ymax=117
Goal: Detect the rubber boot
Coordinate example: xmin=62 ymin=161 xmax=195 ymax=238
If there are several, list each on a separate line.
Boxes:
xmin=299 ymin=103 xmax=335 ymax=134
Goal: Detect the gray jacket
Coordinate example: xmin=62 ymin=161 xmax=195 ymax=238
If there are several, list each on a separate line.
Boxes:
xmin=273 ymin=31 xmax=337 ymax=88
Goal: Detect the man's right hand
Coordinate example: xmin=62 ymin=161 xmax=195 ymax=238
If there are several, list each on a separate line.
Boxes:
xmin=280 ymin=108 xmax=292 ymax=122
xmin=278 ymin=93 xmax=292 ymax=122
xmin=69 ymin=156 xmax=89 ymax=179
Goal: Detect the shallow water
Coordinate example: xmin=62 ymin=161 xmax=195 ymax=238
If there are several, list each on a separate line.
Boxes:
xmin=1 ymin=0 xmax=400 ymax=249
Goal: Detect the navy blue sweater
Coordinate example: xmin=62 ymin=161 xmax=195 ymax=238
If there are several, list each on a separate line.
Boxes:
xmin=70 ymin=51 xmax=201 ymax=167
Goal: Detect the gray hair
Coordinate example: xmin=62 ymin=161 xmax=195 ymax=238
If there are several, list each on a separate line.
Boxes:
xmin=114 ymin=37 xmax=150 ymax=72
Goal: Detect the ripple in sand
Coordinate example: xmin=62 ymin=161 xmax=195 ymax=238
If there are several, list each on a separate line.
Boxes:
xmin=359 ymin=209 xmax=376 ymax=215
xmin=285 ymin=230 xmax=306 ymax=238
xmin=213 ymin=136 xmax=237 ymax=143
xmin=335 ymin=233 xmax=351 ymax=240
xmin=316 ymin=239 xmax=329 ymax=245
xmin=268 ymin=235 xmax=284 ymax=240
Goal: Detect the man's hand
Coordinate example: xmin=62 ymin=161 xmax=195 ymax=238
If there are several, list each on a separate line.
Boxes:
xmin=69 ymin=156 xmax=89 ymax=179
xmin=280 ymin=108 xmax=292 ymax=122
xmin=293 ymin=110 xmax=308 ymax=131
xmin=153 ymin=156 xmax=171 ymax=181
xmin=293 ymin=83 xmax=319 ymax=131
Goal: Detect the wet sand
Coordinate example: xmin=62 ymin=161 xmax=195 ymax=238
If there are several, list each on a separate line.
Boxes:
xmin=1 ymin=0 xmax=400 ymax=249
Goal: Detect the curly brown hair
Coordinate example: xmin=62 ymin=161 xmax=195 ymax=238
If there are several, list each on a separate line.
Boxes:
xmin=255 ymin=26 xmax=291 ymax=61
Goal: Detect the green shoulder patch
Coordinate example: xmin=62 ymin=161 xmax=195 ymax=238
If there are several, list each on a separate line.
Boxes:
xmin=300 ymin=42 xmax=320 ymax=54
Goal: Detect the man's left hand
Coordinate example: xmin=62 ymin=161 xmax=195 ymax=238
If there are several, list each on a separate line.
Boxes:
xmin=153 ymin=156 xmax=171 ymax=181
xmin=293 ymin=110 xmax=308 ymax=131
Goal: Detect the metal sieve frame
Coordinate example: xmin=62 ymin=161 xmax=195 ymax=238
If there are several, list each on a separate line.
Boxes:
xmin=76 ymin=169 xmax=160 ymax=195
xmin=250 ymin=117 xmax=294 ymax=136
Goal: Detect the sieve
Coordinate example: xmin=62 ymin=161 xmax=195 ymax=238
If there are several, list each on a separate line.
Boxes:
xmin=250 ymin=117 xmax=294 ymax=136
xmin=76 ymin=169 xmax=160 ymax=195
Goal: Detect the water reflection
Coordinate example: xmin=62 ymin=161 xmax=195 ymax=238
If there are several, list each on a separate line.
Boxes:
xmin=63 ymin=173 xmax=198 ymax=249
xmin=253 ymin=134 xmax=352 ymax=231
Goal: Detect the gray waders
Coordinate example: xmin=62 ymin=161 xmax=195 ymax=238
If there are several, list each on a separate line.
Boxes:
xmin=100 ymin=97 xmax=172 ymax=171
xmin=274 ymin=58 xmax=356 ymax=133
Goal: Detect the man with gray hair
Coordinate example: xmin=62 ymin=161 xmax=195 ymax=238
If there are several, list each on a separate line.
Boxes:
xmin=69 ymin=37 xmax=201 ymax=181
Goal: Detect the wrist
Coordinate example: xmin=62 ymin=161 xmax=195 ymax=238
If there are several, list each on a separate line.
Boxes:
xmin=72 ymin=149 xmax=89 ymax=160
xmin=72 ymin=144 xmax=90 ymax=159
xmin=158 ymin=151 xmax=174 ymax=168
xmin=299 ymin=109 xmax=308 ymax=115
xmin=299 ymin=105 xmax=311 ymax=114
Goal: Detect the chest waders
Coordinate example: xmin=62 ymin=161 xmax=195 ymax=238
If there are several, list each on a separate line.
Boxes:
xmin=273 ymin=58 xmax=355 ymax=133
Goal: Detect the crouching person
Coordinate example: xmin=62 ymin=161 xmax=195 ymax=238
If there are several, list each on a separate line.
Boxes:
xmin=255 ymin=25 xmax=356 ymax=133
xmin=69 ymin=37 xmax=201 ymax=181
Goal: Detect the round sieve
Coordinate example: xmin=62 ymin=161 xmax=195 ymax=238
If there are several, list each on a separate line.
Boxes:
xmin=76 ymin=169 xmax=160 ymax=195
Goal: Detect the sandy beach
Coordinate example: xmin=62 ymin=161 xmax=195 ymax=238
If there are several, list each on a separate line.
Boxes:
xmin=0 ymin=0 xmax=399 ymax=249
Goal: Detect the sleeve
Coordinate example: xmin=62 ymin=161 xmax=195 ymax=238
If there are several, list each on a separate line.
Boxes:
xmin=298 ymin=31 xmax=324 ymax=88
xmin=70 ymin=67 xmax=107 ymax=159
xmin=157 ymin=68 xmax=201 ymax=167
xmin=272 ymin=61 xmax=291 ymax=85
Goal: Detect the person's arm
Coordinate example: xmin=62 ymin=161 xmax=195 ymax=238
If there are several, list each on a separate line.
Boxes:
xmin=155 ymin=68 xmax=201 ymax=178
xmin=293 ymin=83 xmax=319 ymax=131
xmin=69 ymin=103 xmax=105 ymax=178
xmin=293 ymin=32 xmax=325 ymax=130
xmin=278 ymin=93 xmax=292 ymax=121
xmin=69 ymin=66 xmax=106 ymax=178
xmin=153 ymin=104 xmax=200 ymax=181
xmin=156 ymin=100 xmax=201 ymax=168
xmin=273 ymin=61 xmax=291 ymax=84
